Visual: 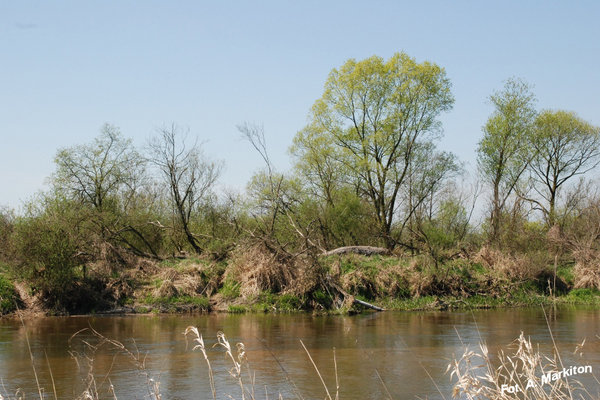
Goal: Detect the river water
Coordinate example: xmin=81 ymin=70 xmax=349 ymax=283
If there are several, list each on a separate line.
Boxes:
xmin=0 ymin=306 xmax=599 ymax=399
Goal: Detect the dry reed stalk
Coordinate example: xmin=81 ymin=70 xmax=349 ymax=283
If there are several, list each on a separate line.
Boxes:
xmin=299 ymin=340 xmax=333 ymax=400
xmin=448 ymin=331 xmax=593 ymax=399
xmin=184 ymin=326 xmax=216 ymax=400
xmin=43 ymin=350 xmax=58 ymax=400
xmin=18 ymin=314 xmax=44 ymax=400
xmin=69 ymin=327 xmax=162 ymax=400
xmin=216 ymin=331 xmax=247 ymax=399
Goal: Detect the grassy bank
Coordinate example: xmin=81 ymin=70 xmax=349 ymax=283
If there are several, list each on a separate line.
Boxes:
xmin=1 ymin=247 xmax=599 ymax=316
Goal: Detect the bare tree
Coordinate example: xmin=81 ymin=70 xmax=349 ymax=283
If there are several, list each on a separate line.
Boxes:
xmin=148 ymin=124 xmax=221 ymax=254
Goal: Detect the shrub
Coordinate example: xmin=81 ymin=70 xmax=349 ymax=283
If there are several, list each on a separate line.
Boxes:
xmin=0 ymin=275 xmax=20 ymax=314
xmin=11 ymin=197 xmax=88 ymax=311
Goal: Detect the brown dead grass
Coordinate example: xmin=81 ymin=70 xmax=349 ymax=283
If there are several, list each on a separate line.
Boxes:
xmin=572 ymin=248 xmax=600 ymax=290
xmin=225 ymin=243 xmax=318 ymax=298
xmin=406 ymin=258 xmax=435 ymax=297
xmin=153 ymin=279 xmax=178 ymax=298
xmin=475 ymin=245 xmax=548 ymax=281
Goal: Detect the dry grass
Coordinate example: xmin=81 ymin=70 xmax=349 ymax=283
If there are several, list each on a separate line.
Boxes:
xmin=572 ymin=260 xmax=600 ymax=291
xmin=572 ymin=247 xmax=600 ymax=290
xmin=475 ymin=246 xmax=549 ymax=281
xmin=405 ymin=257 xmax=436 ymax=297
xmin=184 ymin=326 xmax=341 ymax=400
xmin=449 ymin=328 xmax=597 ymax=399
xmin=338 ymin=260 xmax=407 ymax=298
xmin=225 ymin=243 xmax=317 ymax=298
xmin=69 ymin=327 xmax=162 ymax=400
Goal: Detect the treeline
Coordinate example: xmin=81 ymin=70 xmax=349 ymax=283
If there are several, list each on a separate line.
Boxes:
xmin=1 ymin=52 xmax=600 ymax=312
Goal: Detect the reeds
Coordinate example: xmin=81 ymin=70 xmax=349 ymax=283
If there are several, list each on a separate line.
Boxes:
xmin=448 ymin=332 xmax=597 ymax=399
xmin=3 ymin=315 xmax=599 ymax=400
xmin=185 ymin=326 xmax=344 ymax=400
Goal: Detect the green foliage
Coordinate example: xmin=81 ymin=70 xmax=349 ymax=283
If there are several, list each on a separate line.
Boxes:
xmin=415 ymin=197 xmax=471 ymax=261
xmin=295 ymin=52 xmax=455 ymax=248
xmin=477 ymin=78 xmax=537 ymax=241
xmin=0 ymin=208 xmax=14 ymax=263
xmin=193 ymin=196 xmax=244 ymax=260
xmin=12 ymin=196 xmax=88 ymax=311
xmin=219 ymin=279 xmax=241 ymax=300
xmin=143 ymin=294 xmax=210 ymax=310
xmin=566 ymin=288 xmax=600 ymax=301
xmin=0 ymin=275 xmax=20 ymax=314
xmin=227 ymin=305 xmax=249 ymax=313
xmin=53 ymin=124 xmax=146 ymax=211
xmin=310 ymin=289 xmax=333 ymax=308
xmin=276 ymin=293 xmax=303 ymax=311
xmin=529 ymin=110 xmax=600 ymax=226
xmin=324 ymin=189 xmax=378 ymax=247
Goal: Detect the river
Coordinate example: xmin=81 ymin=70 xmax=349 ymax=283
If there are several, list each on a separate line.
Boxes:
xmin=0 ymin=306 xmax=598 ymax=399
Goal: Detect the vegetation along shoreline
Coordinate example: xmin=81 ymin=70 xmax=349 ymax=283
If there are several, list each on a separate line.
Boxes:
xmin=2 ymin=52 xmax=600 ymax=316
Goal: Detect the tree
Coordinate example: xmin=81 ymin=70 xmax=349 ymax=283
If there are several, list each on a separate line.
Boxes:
xmin=148 ymin=124 xmax=221 ymax=254
xmin=12 ymin=194 xmax=90 ymax=310
xmin=527 ymin=110 xmax=600 ymax=226
xmin=239 ymin=122 xmax=313 ymax=253
xmin=54 ymin=124 xmax=145 ymax=211
xmin=403 ymin=141 xmax=461 ymax=243
xmin=477 ymin=78 xmax=537 ymax=243
xmin=53 ymin=125 xmax=165 ymax=260
xmin=295 ymin=52 xmax=454 ymax=249
xmin=290 ymin=125 xmax=346 ymax=207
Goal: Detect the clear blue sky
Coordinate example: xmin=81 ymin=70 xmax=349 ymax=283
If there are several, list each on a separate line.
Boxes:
xmin=1 ymin=1 xmax=599 ymax=209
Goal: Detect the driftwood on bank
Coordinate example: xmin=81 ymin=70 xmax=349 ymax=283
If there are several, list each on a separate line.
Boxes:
xmin=321 ymin=245 xmax=391 ymax=257
xmin=325 ymin=275 xmax=385 ymax=311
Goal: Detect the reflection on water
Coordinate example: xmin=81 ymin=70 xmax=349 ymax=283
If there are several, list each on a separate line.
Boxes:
xmin=0 ymin=307 xmax=599 ymax=399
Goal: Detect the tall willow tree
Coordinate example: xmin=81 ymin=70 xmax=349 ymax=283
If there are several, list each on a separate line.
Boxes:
xmin=293 ymin=52 xmax=454 ymax=249
xmin=477 ymin=78 xmax=537 ymax=243
xmin=528 ymin=110 xmax=600 ymax=226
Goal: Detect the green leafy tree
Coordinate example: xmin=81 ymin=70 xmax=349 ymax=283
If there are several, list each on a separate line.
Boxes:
xmin=295 ymin=52 xmax=454 ymax=249
xmin=477 ymin=78 xmax=537 ymax=243
xmin=54 ymin=124 xmax=146 ymax=212
xmin=527 ymin=110 xmax=600 ymax=226
xmin=53 ymin=124 xmax=163 ymax=260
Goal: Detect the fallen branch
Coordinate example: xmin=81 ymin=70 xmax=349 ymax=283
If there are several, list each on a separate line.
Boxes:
xmin=322 ymin=246 xmax=391 ymax=257
xmin=325 ymin=275 xmax=385 ymax=311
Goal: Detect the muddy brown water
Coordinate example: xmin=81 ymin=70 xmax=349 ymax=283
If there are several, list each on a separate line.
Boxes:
xmin=0 ymin=307 xmax=599 ymax=399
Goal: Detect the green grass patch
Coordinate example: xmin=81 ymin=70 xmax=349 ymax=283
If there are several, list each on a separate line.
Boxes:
xmin=381 ymin=295 xmax=438 ymax=310
xmin=556 ymin=263 xmax=575 ymax=287
xmin=562 ymin=288 xmax=600 ymax=304
xmin=276 ymin=293 xmax=303 ymax=311
xmin=219 ymin=279 xmax=241 ymax=300
xmin=142 ymin=294 xmax=210 ymax=311
xmin=228 ymin=305 xmax=248 ymax=313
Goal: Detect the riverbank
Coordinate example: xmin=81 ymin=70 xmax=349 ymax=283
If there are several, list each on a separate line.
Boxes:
xmin=2 ymin=250 xmax=600 ymax=317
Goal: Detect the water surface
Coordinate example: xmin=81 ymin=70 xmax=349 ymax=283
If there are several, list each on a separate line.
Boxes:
xmin=0 ymin=306 xmax=599 ymax=399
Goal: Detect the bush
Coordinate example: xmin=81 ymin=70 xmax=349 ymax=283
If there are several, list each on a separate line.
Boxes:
xmin=11 ymin=196 xmax=88 ymax=311
xmin=0 ymin=275 xmax=20 ymax=314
